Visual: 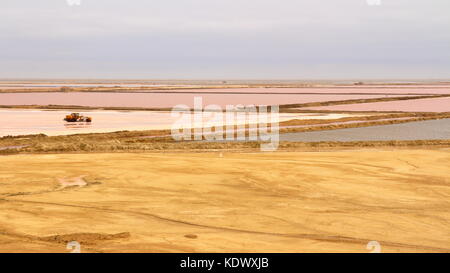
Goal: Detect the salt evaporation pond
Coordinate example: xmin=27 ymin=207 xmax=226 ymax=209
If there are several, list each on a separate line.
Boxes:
xmin=165 ymin=87 xmax=450 ymax=95
xmin=303 ymin=97 xmax=450 ymax=112
xmin=0 ymin=109 xmax=358 ymax=137
xmin=0 ymin=92 xmax=418 ymax=108
xmin=0 ymin=83 xmax=176 ymax=89
xmin=1 ymin=85 xmax=450 ymax=94
xmin=280 ymin=119 xmax=450 ymax=142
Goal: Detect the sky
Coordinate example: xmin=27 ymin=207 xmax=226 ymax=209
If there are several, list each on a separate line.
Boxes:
xmin=1 ymin=0 xmax=450 ymax=80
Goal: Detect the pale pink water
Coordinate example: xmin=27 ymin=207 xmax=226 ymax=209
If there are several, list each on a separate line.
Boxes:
xmin=0 ymin=109 xmax=357 ymax=137
xmin=170 ymin=87 xmax=450 ymax=94
xmin=0 ymin=83 xmax=175 ymax=88
xmin=304 ymin=97 xmax=450 ymax=112
xmin=0 ymin=92 xmax=418 ymax=108
xmin=1 ymin=85 xmax=450 ymax=93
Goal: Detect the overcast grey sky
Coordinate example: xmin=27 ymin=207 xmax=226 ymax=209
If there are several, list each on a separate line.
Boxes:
xmin=1 ymin=0 xmax=449 ymax=79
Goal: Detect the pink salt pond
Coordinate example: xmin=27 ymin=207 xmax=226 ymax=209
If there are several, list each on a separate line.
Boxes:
xmin=0 ymin=109 xmax=359 ymax=137
xmin=303 ymin=97 xmax=450 ymax=113
xmin=0 ymin=91 xmax=423 ymax=108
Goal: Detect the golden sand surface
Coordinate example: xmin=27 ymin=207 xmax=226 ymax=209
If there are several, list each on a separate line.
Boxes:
xmin=0 ymin=150 xmax=449 ymax=253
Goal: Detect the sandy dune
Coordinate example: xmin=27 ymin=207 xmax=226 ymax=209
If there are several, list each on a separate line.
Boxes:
xmin=0 ymin=150 xmax=449 ymax=253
